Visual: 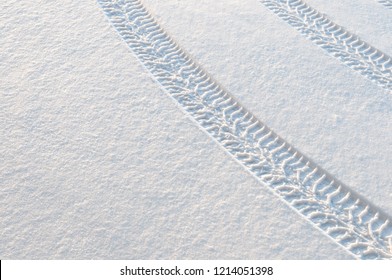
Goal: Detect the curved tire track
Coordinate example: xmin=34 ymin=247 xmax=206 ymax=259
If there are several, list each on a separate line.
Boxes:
xmin=259 ymin=0 xmax=392 ymax=92
xmin=97 ymin=0 xmax=392 ymax=259
xmin=378 ymin=0 xmax=392 ymax=9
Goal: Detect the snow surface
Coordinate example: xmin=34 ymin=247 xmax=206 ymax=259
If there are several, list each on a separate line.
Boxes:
xmin=0 ymin=0 xmax=390 ymax=259
xmin=305 ymin=0 xmax=392 ymax=54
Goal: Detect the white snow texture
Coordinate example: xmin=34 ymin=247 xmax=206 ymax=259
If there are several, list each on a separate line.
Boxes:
xmin=0 ymin=0 xmax=391 ymax=259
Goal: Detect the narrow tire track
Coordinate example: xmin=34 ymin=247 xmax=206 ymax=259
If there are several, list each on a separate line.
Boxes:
xmin=259 ymin=0 xmax=392 ymax=92
xmin=98 ymin=0 xmax=392 ymax=259
xmin=378 ymin=0 xmax=392 ymax=9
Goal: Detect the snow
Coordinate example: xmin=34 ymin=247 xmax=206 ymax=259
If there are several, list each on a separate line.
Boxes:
xmin=305 ymin=0 xmax=392 ymax=54
xmin=143 ymin=0 xmax=392 ymax=215
xmin=1 ymin=0 xmax=390 ymax=259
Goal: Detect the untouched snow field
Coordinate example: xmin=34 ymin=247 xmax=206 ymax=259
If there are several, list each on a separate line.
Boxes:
xmin=1 ymin=0 xmax=391 ymax=259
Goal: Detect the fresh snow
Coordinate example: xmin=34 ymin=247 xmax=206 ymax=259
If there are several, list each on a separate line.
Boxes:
xmin=1 ymin=0 xmax=391 ymax=259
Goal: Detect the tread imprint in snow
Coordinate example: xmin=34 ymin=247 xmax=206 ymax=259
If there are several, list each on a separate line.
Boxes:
xmin=260 ymin=0 xmax=392 ymax=92
xmin=98 ymin=0 xmax=392 ymax=259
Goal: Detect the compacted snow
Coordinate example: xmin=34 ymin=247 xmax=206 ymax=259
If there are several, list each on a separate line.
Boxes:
xmin=1 ymin=0 xmax=391 ymax=259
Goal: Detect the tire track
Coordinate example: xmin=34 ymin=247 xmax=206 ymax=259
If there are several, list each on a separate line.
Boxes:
xmin=97 ymin=0 xmax=392 ymax=259
xmin=378 ymin=0 xmax=392 ymax=9
xmin=259 ymin=0 xmax=392 ymax=92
